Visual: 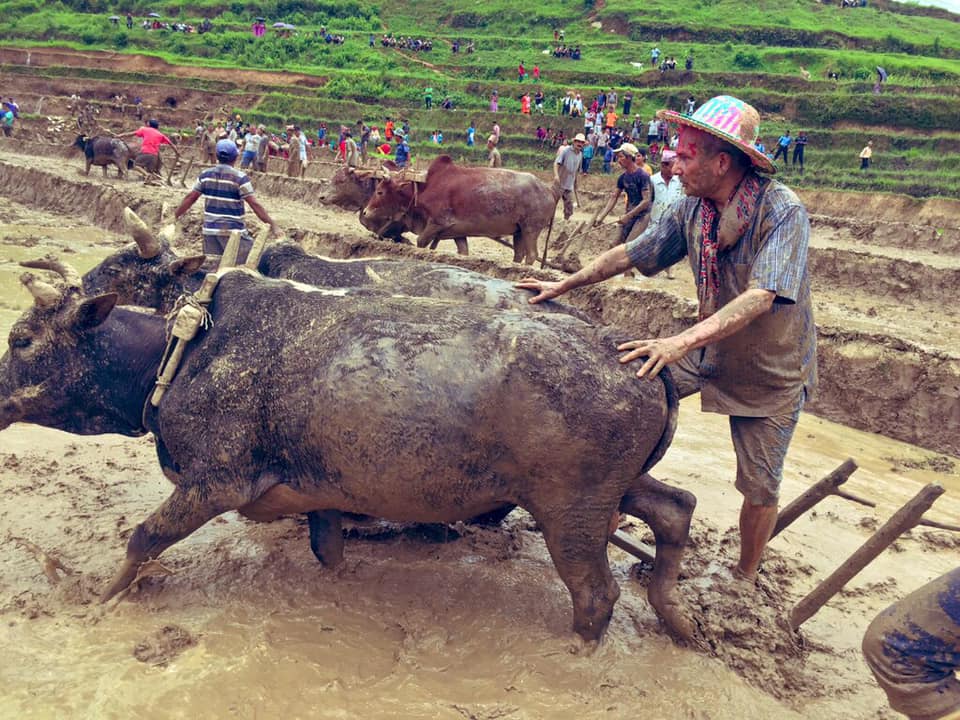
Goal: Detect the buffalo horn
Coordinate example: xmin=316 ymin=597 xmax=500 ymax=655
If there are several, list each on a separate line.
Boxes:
xmin=157 ymin=202 xmax=176 ymax=243
xmin=20 ymin=272 xmax=63 ymax=308
xmin=19 ymin=256 xmax=83 ymax=289
xmin=123 ymin=207 xmax=162 ymax=259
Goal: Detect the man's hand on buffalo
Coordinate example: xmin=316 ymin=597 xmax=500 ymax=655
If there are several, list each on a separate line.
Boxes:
xmin=515 ymin=278 xmax=565 ymax=304
xmin=617 ymin=335 xmax=688 ymax=379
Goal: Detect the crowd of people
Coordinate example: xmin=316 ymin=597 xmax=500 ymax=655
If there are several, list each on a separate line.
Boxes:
xmin=380 ymin=34 xmax=434 ymax=51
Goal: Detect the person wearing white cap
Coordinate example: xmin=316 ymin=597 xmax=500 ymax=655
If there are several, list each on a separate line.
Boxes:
xmin=519 ymin=95 xmax=816 ymax=585
xmin=650 ymin=149 xmax=684 ymax=277
xmin=554 ymin=132 xmax=586 ymax=220
xmin=593 ymin=142 xmax=653 ymax=247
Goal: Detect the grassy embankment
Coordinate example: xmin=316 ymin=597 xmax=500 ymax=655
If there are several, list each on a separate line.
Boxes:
xmin=3 ymin=0 xmax=959 ymax=196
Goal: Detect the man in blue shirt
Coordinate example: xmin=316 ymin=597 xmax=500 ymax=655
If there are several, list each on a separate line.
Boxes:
xmin=175 ymin=139 xmax=281 ymax=260
xmin=772 ymin=131 xmax=791 ymax=164
xmin=593 ymin=142 xmax=652 ymax=245
xmin=394 ymin=129 xmax=411 ymax=168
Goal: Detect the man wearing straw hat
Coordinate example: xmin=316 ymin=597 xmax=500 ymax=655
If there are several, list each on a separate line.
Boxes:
xmin=518 ymin=95 xmax=816 ymax=583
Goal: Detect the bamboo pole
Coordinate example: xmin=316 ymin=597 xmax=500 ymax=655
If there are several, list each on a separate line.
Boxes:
xmin=790 ymin=483 xmax=945 ymax=630
xmin=771 ymin=458 xmax=863 ymax=539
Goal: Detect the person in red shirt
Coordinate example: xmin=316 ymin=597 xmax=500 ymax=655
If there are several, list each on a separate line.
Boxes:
xmin=119 ymin=118 xmax=180 ymax=176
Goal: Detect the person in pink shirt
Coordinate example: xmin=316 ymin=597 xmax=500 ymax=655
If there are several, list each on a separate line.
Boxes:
xmin=119 ymin=118 xmax=180 ymax=176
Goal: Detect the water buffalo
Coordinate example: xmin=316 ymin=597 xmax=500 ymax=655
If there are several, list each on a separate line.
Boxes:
xmin=319 ymin=165 xmax=386 ymax=210
xmin=359 ymin=156 xmax=559 ymax=264
xmin=73 ymin=134 xmax=134 ymax=178
xmin=0 ymin=265 xmax=695 ymax=643
xmin=79 ymin=209 xmax=589 ymax=321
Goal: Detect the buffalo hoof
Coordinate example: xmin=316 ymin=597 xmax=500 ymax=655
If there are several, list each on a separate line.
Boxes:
xmin=101 ymin=557 xmax=140 ymax=603
xmin=648 ymin=588 xmax=696 ymax=644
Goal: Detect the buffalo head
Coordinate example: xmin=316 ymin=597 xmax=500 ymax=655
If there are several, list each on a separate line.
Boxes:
xmin=80 ymin=207 xmax=205 ymax=312
xmin=0 ymin=266 xmax=119 ymax=434
xmin=359 ymin=177 xmax=419 ymax=238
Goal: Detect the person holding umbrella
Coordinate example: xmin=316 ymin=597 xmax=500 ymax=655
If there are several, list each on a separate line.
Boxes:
xmin=875 ymin=66 xmax=888 ymax=94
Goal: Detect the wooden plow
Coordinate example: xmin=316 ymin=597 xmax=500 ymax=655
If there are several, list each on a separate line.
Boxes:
xmin=606 ymin=458 xmax=959 ymax=629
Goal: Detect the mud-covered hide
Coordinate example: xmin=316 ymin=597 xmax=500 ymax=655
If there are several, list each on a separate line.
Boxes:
xmin=258 ymin=242 xmax=591 ymax=320
xmin=360 ymin=156 xmax=560 ymax=264
xmin=73 ymin=135 xmax=133 ymax=176
xmin=82 ymin=242 xmax=206 ymax=313
xmin=0 ymin=271 xmax=681 ymax=641
xmin=85 ymin=240 xmax=590 ymax=320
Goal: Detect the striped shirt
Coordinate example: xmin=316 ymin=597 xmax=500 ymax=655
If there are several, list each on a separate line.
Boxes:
xmin=193 ymin=164 xmax=254 ymax=243
xmin=625 ymin=176 xmax=817 ymax=417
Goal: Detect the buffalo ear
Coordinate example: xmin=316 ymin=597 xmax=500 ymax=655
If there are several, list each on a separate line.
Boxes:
xmin=169 ymin=255 xmax=206 ymax=276
xmin=73 ymin=293 xmax=118 ymax=330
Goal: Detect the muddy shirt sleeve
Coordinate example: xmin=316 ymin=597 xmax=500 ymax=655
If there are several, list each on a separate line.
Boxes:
xmin=749 ymin=196 xmax=810 ymax=304
xmin=625 ymin=201 xmax=687 ymax=275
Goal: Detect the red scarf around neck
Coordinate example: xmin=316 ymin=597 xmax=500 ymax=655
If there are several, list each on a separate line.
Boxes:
xmin=697 ymin=171 xmax=765 ymax=319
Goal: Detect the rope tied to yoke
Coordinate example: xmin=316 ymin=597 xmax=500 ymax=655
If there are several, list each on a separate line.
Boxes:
xmin=153 ymin=291 xmax=214 ymax=397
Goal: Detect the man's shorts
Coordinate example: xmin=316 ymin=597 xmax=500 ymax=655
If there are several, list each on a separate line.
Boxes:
xmin=560 ymin=188 xmax=575 ymax=219
xmin=670 ymin=349 xmax=800 ymax=506
xmin=240 ymin=150 xmax=257 ymax=168
xmin=203 ymin=230 xmax=254 ymax=264
xmin=863 ymin=567 xmax=960 ymax=720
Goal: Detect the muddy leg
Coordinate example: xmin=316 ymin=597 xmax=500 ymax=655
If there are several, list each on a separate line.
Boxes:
xmin=619 ymin=473 xmax=696 ymax=642
xmin=307 ymin=509 xmax=344 ymax=567
xmin=101 ymin=484 xmax=247 ymax=602
xmin=535 ymin=509 xmax=620 ymax=642
xmin=453 ymin=237 xmax=469 ymax=255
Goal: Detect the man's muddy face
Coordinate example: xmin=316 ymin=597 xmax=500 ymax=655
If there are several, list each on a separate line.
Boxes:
xmin=673 ymin=127 xmax=722 ymax=198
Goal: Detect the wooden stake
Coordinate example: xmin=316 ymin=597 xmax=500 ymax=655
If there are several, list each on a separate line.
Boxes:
xmin=772 ymin=458 xmax=862 ymax=539
xmin=790 ymin=483 xmax=945 ymax=630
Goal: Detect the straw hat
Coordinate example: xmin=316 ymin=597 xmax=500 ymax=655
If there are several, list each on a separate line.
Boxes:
xmin=657 ymin=95 xmax=775 ymax=174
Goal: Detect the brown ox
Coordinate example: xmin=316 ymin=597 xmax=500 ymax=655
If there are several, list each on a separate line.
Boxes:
xmin=319 ymin=163 xmax=400 ymax=211
xmin=359 ymin=156 xmax=559 ymax=264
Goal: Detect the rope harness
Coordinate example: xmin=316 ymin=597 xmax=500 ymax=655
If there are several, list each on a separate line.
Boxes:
xmin=150 ymin=227 xmax=269 ymax=407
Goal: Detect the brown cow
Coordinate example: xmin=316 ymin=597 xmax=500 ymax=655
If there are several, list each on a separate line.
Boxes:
xmin=359 ymin=156 xmax=559 ymax=264
xmin=319 ymin=164 xmax=393 ymax=211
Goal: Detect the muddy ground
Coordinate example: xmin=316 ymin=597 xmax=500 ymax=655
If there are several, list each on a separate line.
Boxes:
xmin=0 ymin=121 xmax=958 ymax=718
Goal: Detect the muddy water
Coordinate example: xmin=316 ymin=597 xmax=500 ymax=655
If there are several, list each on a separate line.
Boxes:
xmin=0 ymin=206 xmax=123 ymax=335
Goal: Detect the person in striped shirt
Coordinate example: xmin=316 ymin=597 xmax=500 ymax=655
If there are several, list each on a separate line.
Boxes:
xmin=518 ymin=96 xmax=816 ymax=584
xmin=175 ymin=139 xmax=282 ymax=260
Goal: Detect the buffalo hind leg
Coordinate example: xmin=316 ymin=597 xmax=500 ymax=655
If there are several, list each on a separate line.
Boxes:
xmin=513 ymin=227 xmax=536 ymax=264
xmin=307 ymin=509 xmax=344 ymax=567
xmin=619 ymin=473 xmax=696 ymax=642
xmin=534 ymin=506 xmax=620 ymax=643
xmin=101 ymin=483 xmax=251 ymax=603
